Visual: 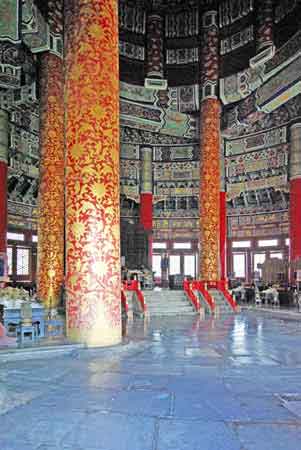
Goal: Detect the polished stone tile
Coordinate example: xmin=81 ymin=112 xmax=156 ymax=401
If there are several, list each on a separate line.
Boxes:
xmin=63 ymin=411 xmax=155 ymax=450
xmin=32 ymin=385 xmax=171 ymax=417
xmin=0 ymin=406 xmax=85 ymax=445
xmin=0 ymin=439 xmax=34 ymax=450
xmin=173 ymin=393 xmax=220 ymax=420
xmin=205 ymin=393 xmax=251 ymax=421
xmin=238 ymin=395 xmax=297 ymax=421
xmin=157 ymin=420 xmax=241 ymax=450
xmin=225 ymin=375 xmax=301 ymax=397
xmin=229 ymin=355 xmax=279 ymax=366
xmin=2 ymin=312 xmax=301 ymax=450
xmin=235 ymin=423 xmax=301 ymax=450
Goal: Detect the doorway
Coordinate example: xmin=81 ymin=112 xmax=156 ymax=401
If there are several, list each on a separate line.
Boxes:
xmin=152 ymin=253 xmax=197 ymax=287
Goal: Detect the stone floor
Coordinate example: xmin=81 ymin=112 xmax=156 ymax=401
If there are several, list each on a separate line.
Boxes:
xmin=1 ymin=311 xmax=301 ymax=449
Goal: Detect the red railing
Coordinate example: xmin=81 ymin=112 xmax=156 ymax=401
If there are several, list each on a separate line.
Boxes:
xmin=183 ymin=279 xmax=201 ymax=312
xmin=216 ymin=281 xmax=238 ymax=312
xmin=199 ymin=279 xmax=238 ymax=312
xmin=122 ymin=280 xmax=147 ymax=313
xmin=192 ymin=281 xmax=215 ymax=313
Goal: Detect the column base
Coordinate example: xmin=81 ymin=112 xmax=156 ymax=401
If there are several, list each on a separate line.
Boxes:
xmin=67 ymin=327 xmax=122 ymax=348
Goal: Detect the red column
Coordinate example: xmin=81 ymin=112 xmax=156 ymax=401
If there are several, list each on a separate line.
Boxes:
xmin=0 ymin=163 xmax=7 ymax=253
xmin=220 ymin=191 xmax=227 ymax=281
xmin=246 ymin=249 xmax=252 ymax=284
xmin=140 ymin=192 xmax=153 ymax=266
xmin=290 ymin=179 xmax=301 ymax=263
xmin=37 ymin=0 xmax=65 ymax=308
xmin=37 ymin=53 xmax=65 ymax=308
xmin=289 ymin=123 xmax=301 ymax=280
xmin=139 ymin=146 xmax=153 ymax=267
xmin=65 ymin=0 xmax=121 ymax=346
xmin=0 ymin=109 xmax=8 ymax=283
xmin=140 ymin=193 xmax=153 ymax=230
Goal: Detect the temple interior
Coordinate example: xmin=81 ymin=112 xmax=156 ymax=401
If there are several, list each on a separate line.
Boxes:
xmin=1 ymin=1 xmax=301 ymax=448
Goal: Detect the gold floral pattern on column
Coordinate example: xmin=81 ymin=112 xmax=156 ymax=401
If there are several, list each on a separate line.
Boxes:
xmin=37 ymin=53 xmax=65 ymax=308
xmin=199 ymin=98 xmax=221 ymax=281
xmin=65 ymin=0 xmax=121 ymax=346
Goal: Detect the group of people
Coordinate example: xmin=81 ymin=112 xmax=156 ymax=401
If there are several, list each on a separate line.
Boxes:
xmin=122 ymin=265 xmax=146 ymax=287
xmin=231 ymin=282 xmax=301 ymax=310
xmin=121 ymin=265 xmax=154 ymax=290
xmin=231 ymin=283 xmax=279 ymax=306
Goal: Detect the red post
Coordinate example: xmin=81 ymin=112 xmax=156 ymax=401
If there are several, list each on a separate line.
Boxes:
xmin=0 ymin=109 xmax=9 ymax=285
xmin=0 ymin=162 xmax=7 ymax=255
xmin=289 ymin=124 xmax=301 ymax=282
xmin=220 ymin=191 xmax=227 ymax=281
xmin=290 ymin=179 xmax=301 ymax=272
xmin=140 ymin=193 xmax=153 ymax=230
xmin=139 ymin=192 xmax=153 ymax=266
xmin=139 ymin=146 xmax=153 ymax=268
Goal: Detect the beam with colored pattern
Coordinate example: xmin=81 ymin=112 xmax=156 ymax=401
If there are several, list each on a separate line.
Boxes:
xmin=65 ymin=0 xmax=121 ymax=346
xmin=37 ymin=53 xmax=65 ymax=308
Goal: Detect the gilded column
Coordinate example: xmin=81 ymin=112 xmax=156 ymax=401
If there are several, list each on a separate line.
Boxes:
xmin=0 ymin=109 xmax=8 ymax=262
xmin=37 ymin=53 xmax=65 ymax=309
xmin=65 ymin=0 xmax=121 ymax=346
xmin=139 ymin=145 xmax=153 ymax=267
xmin=256 ymin=0 xmax=274 ymax=51
xmin=199 ymin=7 xmax=221 ymax=281
xmin=289 ymin=123 xmax=301 ymax=279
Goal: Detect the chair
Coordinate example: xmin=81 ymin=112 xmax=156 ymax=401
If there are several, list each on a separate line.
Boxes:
xmin=16 ymin=302 xmax=37 ymax=345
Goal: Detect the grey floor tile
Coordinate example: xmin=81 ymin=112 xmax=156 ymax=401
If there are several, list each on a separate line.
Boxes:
xmin=63 ymin=411 xmax=155 ymax=450
xmin=236 ymin=423 xmax=301 ymax=450
xmin=157 ymin=420 xmax=241 ymax=450
xmin=0 ymin=440 xmax=34 ymax=450
xmin=173 ymin=393 xmax=220 ymax=420
xmin=2 ymin=312 xmax=301 ymax=450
